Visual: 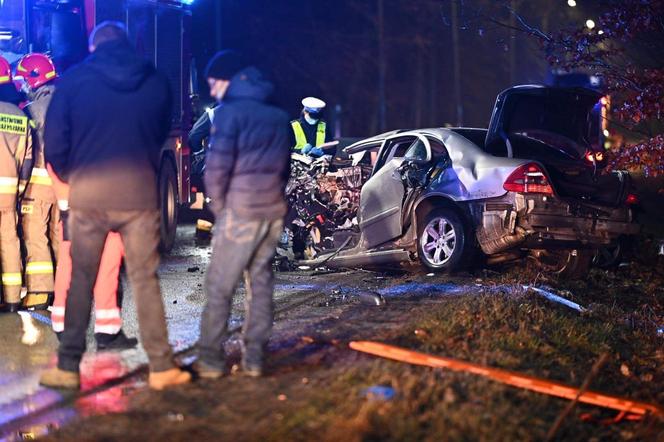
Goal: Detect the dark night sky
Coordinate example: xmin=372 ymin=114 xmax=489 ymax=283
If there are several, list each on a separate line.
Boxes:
xmin=190 ymin=0 xmax=593 ymax=138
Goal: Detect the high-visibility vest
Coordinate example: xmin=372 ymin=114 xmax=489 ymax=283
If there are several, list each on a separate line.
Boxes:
xmin=291 ymin=120 xmax=326 ymax=149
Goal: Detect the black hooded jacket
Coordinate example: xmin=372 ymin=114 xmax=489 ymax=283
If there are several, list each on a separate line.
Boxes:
xmin=44 ymin=40 xmax=172 ymax=210
xmin=205 ymin=66 xmax=290 ymax=220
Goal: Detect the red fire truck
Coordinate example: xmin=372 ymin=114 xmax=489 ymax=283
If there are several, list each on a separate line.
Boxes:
xmin=0 ymin=0 xmax=196 ymax=251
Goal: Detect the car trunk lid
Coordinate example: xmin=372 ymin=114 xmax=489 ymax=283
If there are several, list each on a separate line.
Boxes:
xmin=485 ymin=86 xmax=626 ymax=207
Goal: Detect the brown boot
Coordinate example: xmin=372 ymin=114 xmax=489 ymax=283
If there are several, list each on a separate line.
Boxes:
xmin=148 ymin=368 xmax=191 ymax=390
xmin=39 ymin=367 xmax=80 ymax=389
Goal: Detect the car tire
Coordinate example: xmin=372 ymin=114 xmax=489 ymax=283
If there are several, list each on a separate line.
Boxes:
xmin=158 ymin=160 xmax=178 ymax=253
xmin=534 ymin=249 xmax=593 ymax=279
xmin=417 ymin=208 xmax=468 ymax=272
xmin=593 ymin=241 xmax=624 ymax=269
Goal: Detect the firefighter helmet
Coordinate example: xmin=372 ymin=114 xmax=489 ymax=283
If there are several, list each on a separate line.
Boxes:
xmin=16 ymin=54 xmax=58 ymax=89
xmin=0 ymin=56 xmax=12 ymax=85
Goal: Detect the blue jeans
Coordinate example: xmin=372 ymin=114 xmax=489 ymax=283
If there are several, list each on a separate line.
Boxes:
xmin=198 ymin=209 xmax=283 ymax=368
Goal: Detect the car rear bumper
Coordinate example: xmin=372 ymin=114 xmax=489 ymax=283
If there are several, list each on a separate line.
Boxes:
xmin=523 ymin=213 xmax=640 ymax=245
xmin=474 ymin=193 xmax=639 ymax=254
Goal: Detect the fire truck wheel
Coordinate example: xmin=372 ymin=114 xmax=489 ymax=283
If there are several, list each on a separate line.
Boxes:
xmin=159 ymin=160 xmax=179 ymax=253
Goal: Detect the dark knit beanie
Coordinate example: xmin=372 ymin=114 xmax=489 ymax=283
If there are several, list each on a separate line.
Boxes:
xmin=204 ymin=50 xmax=247 ymax=80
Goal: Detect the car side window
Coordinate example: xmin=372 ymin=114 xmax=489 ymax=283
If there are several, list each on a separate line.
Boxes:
xmin=427 ymin=138 xmax=449 ymax=159
xmin=404 ymin=139 xmax=428 ymax=161
xmin=374 ymin=136 xmax=416 ymax=174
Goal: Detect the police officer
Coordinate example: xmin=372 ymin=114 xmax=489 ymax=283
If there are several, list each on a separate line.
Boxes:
xmin=15 ymin=53 xmax=59 ymax=310
xmin=290 ymin=96 xmax=333 ymax=156
xmin=0 ymin=56 xmax=32 ymax=313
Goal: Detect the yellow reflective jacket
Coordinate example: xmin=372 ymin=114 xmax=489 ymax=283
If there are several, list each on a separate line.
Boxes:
xmin=291 ymin=119 xmax=326 ymax=149
xmin=0 ymin=101 xmax=32 ymax=210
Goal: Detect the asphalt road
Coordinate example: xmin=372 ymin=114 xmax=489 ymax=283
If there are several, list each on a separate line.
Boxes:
xmin=0 ymin=224 xmax=377 ymax=440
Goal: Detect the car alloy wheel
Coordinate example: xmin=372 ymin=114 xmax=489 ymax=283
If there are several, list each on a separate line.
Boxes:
xmin=420 ymin=216 xmax=457 ymax=266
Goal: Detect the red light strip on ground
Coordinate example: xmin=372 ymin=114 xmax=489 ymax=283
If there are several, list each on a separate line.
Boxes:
xmin=349 ymin=341 xmax=663 ymax=417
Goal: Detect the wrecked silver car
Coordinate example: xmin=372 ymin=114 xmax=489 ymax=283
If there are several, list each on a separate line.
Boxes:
xmin=293 ymin=85 xmax=639 ymax=277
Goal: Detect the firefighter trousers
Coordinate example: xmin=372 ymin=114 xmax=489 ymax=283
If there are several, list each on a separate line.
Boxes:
xmin=51 ymin=228 xmax=124 ymax=335
xmin=21 ymin=199 xmax=59 ymax=296
xmin=0 ymin=209 xmax=22 ymax=304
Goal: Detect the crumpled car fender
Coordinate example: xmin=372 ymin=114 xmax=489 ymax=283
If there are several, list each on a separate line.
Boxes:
xmin=433 ymin=130 xmax=527 ymax=201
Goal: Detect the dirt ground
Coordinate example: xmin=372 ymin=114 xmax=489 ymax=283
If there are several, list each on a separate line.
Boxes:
xmin=41 ymin=246 xmax=664 ymax=442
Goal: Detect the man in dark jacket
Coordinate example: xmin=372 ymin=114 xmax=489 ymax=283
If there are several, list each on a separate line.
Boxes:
xmin=196 ymin=51 xmax=290 ymax=378
xmin=40 ymin=22 xmax=190 ymax=390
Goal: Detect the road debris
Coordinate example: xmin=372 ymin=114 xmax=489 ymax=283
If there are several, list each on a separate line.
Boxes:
xmin=166 ymin=412 xmax=185 ymax=422
xmin=620 ymin=363 xmax=631 ymax=377
xmin=357 ymin=291 xmax=386 ymax=306
xmin=545 ymin=353 xmax=610 ymax=441
xmin=349 ymin=341 xmax=664 ymax=417
xmin=522 ymin=285 xmax=586 ymax=312
xmin=361 ymin=385 xmax=395 ymax=401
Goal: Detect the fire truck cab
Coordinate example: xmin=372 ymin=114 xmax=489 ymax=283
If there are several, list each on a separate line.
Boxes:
xmin=0 ymin=0 xmax=195 ymax=251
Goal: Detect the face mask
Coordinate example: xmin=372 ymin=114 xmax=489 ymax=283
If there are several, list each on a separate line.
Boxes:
xmin=215 ymin=88 xmax=226 ymax=102
xmin=304 ymin=114 xmax=318 ymax=125
xmin=209 ymin=79 xmax=230 ymax=102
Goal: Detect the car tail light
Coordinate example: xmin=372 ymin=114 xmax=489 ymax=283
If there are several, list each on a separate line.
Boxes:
xmin=625 ymin=193 xmax=639 ymax=205
xmin=503 ymin=163 xmax=554 ymax=195
xmin=584 ymin=150 xmax=605 ymax=164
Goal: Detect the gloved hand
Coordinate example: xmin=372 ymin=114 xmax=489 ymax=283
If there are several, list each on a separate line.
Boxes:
xmin=309 ymin=147 xmax=324 ymax=157
xmin=60 ymin=209 xmax=71 ymax=241
xmin=301 ymin=143 xmax=313 ymax=154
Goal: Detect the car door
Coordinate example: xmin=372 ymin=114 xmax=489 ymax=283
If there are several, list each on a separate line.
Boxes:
xmin=359 ymin=134 xmax=432 ymax=248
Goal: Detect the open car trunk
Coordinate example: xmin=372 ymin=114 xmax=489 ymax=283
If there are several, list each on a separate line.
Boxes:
xmin=483 ymin=85 xmax=627 ymax=207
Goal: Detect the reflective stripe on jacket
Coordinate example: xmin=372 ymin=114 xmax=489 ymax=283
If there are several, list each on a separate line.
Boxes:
xmin=0 ymin=102 xmax=32 ymax=209
xmin=291 ymin=120 xmax=326 ymax=149
xmin=23 ymin=85 xmax=56 ymax=202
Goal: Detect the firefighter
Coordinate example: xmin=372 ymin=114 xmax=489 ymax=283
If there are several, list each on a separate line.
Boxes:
xmin=15 ymin=53 xmax=59 ymax=310
xmin=0 ymin=56 xmax=32 ymax=313
xmin=290 ymin=96 xmax=333 ymax=156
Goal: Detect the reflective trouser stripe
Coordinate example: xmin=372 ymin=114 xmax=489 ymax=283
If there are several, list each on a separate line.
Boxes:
xmin=29 ymin=168 xmax=53 ymax=186
xmin=51 ymin=306 xmax=65 ymax=332
xmin=316 ymin=121 xmax=326 ymax=146
xmin=26 ymin=261 xmax=54 ymax=274
xmin=291 ymin=121 xmax=307 ymax=149
xmin=95 ymin=309 xmax=121 ymax=319
xmin=94 ymin=308 xmax=123 ymax=334
xmin=94 ymin=324 xmax=122 ymax=334
xmin=2 ymin=272 xmax=22 ymax=286
xmin=52 ymin=308 xmax=122 ymax=334
xmin=0 ymin=177 xmax=18 ymax=194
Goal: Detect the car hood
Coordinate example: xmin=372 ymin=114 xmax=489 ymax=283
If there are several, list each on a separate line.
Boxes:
xmin=485 ymin=85 xmax=602 ymax=157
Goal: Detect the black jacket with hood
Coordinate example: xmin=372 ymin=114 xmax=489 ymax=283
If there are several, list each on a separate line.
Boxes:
xmin=44 ymin=39 xmax=172 ymax=210
xmin=205 ymin=66 xmax=290 ymax=220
